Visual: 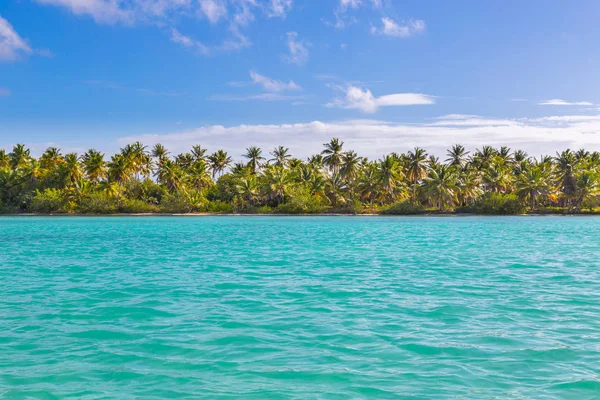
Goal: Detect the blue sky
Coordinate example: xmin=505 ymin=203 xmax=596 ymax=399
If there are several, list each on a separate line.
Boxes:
xmin=1 ymin=0 xmax=600 ymax=158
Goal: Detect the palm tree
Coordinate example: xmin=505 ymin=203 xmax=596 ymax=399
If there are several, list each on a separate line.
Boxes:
xmin=157 ymin=159 xmax=185 ymax=192
xmin=377 ymin=155 xmax=404 ymax=204
xmin=515 ymin=166 xmax=554 ymax=210
xmin=269 ymin=146 xmax=291 ymax=168
xmin=554 ymin=149 xmax=578 ymax=207
xmin=446 ymin=144 xmax=469 ymax=168
xmin=107 ymin=154 xmax=132 ymax=186
xmin=82 ymin=149 xmax=107 ymax=183
xmin=243 ymin=146 xmax=264 ymax=174
xmin=186 ymin=161 xmax=212 ymax=190
xmin=421 ymin=164 xmax=458 ymax=211
xmin=263 ymin=166 xmax=291 ymax=205
xmin=406 ymin=147 xmax=428 ymax=202
xmin=322 ymin=138 xmax=344 ymax=174
xmin=341 ymin=150 xmax=361 ymax=198
xmin=574 ymin=172 xmax=599 ymax=210
xmin=0 ymin=149 xmax=9 ymax=171
xmin=191 ymin=145 xmax=207 ymax=162
xmin=62 ymin=153 xmax=83 ymax=185
xmin=9 ymin=144 xmax=31 ymax=170
xmin=208 ymin=150 xmax=232 ymax=178
xmin=152 ymin=143 xmax=169 ymax=161
xmin=236 ymin=175 xmax=259 ymax=204
xmin=482 ymin=166 xmax=511 ymax=193
xmin=40 ymin=147 xmax=64 ymax=170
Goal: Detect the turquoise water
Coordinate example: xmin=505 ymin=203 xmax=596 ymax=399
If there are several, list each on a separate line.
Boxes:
xmin=1 ymin=216 xmax=600 ymax=399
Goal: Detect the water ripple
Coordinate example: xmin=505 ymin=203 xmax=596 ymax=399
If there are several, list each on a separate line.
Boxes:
xmin=1 ymin=216 xmax=600 ymax=399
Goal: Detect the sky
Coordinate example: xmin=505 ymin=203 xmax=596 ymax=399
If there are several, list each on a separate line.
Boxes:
xmin=1 ymin=0 xmax=600 ymax=159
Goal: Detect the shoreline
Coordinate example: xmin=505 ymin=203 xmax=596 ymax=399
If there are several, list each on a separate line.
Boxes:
xmin=2 ymin=211 xmax=599 ymax=217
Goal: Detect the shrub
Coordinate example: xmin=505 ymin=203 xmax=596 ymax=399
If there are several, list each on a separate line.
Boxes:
xmin=381 ymin=200 xmax=425 ymax=215
xmin=256 ymin=205 xmax=274 ymax=214
xmin=207 ymin=200 xmax=233 ymax=213
xmin=30 ymin=188 xmax=67 ymax=213
xmin=119 ymin=198 xmax=160 ymax=214
xmin=472 ymin=193 xmax=526 ymax=215
xmin=276 ymin=188 xmax=327 ymax=214
xmin=76 ymin=192 xmax=118 ymax=214
xmin=160 ymin=190 xmax=208 ymax=213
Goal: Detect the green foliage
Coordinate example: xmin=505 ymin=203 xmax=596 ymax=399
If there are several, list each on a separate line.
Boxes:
xmin=160 ymin=190 xmax=207 ymax=213
xmin=30 ymin=188 xmax=67 ymax=213
xmin=381 ymin=200 xmax=426 ymax=215
xmin=119 ymin=198 xmax=160 ymax=214
xmin=471 ymin=193 xmax=527 ymax=215
xmin=207 ymin=174 xmax=238 ymax=202
xmin=76 ymin=192 xmax=118 ymax=214
xmin=276 ymin=187 xmax=327 ymax=214
xmin=207 ymin=200 xmax=233 ymax=213
xmin=255 ymin=205 xmax=274 ymax=214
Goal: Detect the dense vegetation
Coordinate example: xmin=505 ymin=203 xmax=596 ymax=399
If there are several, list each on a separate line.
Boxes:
xmin=1 ymin=140 xmax=599 ymax=215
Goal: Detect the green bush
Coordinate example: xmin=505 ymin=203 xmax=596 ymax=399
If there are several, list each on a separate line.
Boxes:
xmin=76 ymin=192 xmax=118 ymax=214
xmin=381 ymin=200 xmax=425 ymax=215
xmin=276 ymin=188 xmax=327 ymax=214
xmin=160 ymin=190 xmax=208 ymax=213
xmin=119 ymin=198 xmax=160 ymax=214
xmin=472 ymin=193 xmax=526 ymax=215
xmin=30 ymin=188 xmax=67 ymax=213
xmin=256 ymin=205 xmax=274 ymax=214
xmin=207 ymin=200 xmax=233 ymax=213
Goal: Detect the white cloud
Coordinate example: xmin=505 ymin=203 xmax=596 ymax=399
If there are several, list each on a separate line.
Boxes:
xmin=538 ymin=99 xmax=594 ymax=106
xmin=267 ymin=0 xmax=293 ymax=18
xmin=281 ymin=31 xmax=309 ymax=65
xmin=0 ymin=88 xmax=10 ymax=96
xmin=199 ymin=0 xmax=228 ymax=23
xmin=34 ymin=0 xmax=133 ymax=24
xmin=371 ymin=18 xmax=425 ymax=38
xmin=208 ymin=93 xmax=305 ymax=101
xmin=0 ymin=15 xmax=33 ymax=62
xmin=34 ymin=0 xmax=282 ymax=56
xmin=328 ymin=85 xmax=435 ymax=113
xmin=249 ymin=71 xmax=301 ymax=92
xmin=116 ymin=114 xmax=600 ymax=160
xmin=170 ymin=28 xmax=210 ymax=54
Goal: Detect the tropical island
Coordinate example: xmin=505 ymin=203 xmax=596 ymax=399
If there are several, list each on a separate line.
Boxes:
xmin=0 ymin=140 xmax=598 ymax=215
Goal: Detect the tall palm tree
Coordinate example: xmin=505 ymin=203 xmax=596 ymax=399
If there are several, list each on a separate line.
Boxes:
xmin=157 ymin=159 xmax=185 ymax=192
xmin=40 ymin=147 xmax=64 ymax=170
xmin=191 ymin=145 xmax=207 ymax=162
xmin=0 ymin=149 xmax=9 ymax=171
xmin=82 ymin=149 xmax=107 ymax=183
xmin=377 ymin=155 xmax=404 ymax=204
xmin=574 ymin=172 xmax=599 ymax=210
xmin=341 ymin=150 xmax=361 ymax=197
xmin=406 ymin=147 xmax=428 ymax=202
xmin=554 ymin=149 xmax=578 ymax=207
xmin=515 ymin=166 xmax=554 ymax=210
xmin=243 ymin=146 xmax=264 ymax=174
xmin=322 ymin=138 xmax=344 ymax=174
xmin=263 ymin=166 xmax=291 ymax=205
xmin=236 ymin=175 xmax=259 ymax=204
xmin=62 ymin=153 xmax=83 ymax=185
xmin=152 ymin=143 xmax=169 ymax=161
xmin=186 ymin=160 xmax=212 ymax=190
xmin=269 ymin=146 xmax=291 ymax=168
xmin=9 ymin=144 xmax=31 ymax=170
xmin=421 ymin=164 xmax=459 ymax=211
xmin=208 ymin=150 xmax=232 ymax=178
xmin=446 ymin=144 xmax=469 ymax=168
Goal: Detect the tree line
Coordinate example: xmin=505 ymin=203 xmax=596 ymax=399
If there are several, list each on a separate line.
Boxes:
xmin=0 ymin=140 xmax=598 ymax=214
